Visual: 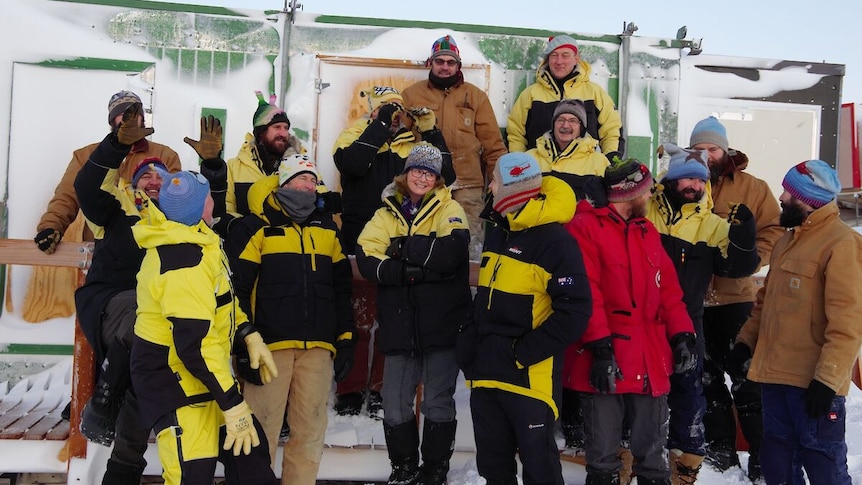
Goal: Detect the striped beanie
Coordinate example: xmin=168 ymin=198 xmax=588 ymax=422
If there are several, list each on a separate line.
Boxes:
xmin=131 ymin=157 xmax=169 ymax=187
xmin=404 ymin=143 xmax=442 ymax=177
xmin=429 ymin=35 xmax=461 ymax=63
xmin=781 ymin=160 xmax=841 ymax=209
xmin=689 ymin=116 xmax=729 ymax=152
xmin=360 ymin=86 xmax=403 ymax=114
xmin=604 ymin=158 xmax=653 ymax=203
xmin=108 ymin=91 xmax=142 ymax=124
xmin=493 ymin=152 xmax=542 ymax=216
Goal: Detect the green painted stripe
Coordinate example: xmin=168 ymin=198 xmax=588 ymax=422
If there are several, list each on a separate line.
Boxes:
xmin=0 ymin=344 xmax=74 ymax=356
xmin=33 ymin=58 xmax=154 ymax=72
xmin=55 ymin=0 xmax=254 ymax=17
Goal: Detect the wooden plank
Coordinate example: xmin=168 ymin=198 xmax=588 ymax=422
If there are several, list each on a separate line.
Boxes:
xmin=0 ymin=239 xmax=93 ymax=268
xmin=23 ymin=413 xmax=67 ymax=440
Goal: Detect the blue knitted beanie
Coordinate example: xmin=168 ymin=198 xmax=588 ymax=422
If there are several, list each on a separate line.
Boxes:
xmin=689 ymin=116 xmax=729 ymax=152
xmin=159 ymin=171 xmax=210 ymax=225
xmin=781 ymin=160 xmax=840 ymax=209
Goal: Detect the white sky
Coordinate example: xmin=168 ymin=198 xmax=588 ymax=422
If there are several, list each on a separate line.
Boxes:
xmin=179 ymin=0 xmax=862 ymax=104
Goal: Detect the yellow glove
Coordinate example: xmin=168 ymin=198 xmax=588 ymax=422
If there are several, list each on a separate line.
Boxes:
xmin=116 ymin=103 xmax=154 ymax=145
xmin=409 ymin=107 xmax=436 ymax=132
xmin=222 ymin=401 xmax=259 ymax=456
xmin=244 ymin=332 xmax=278 ymax=385
xmin=183 ymin=115 xmax=223 ymax=160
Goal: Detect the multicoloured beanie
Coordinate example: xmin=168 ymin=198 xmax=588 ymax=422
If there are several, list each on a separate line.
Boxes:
xmin=360 ymin=86 xmax=403 ymax=114
xmin=604 ymin=158 xmax=653 ymax=203
xmin=159 ymin=171 xmax=210 ymax=226
xmin=108 ymin=91 xmax=142 ymax=124
xmin=429 ymin=35 xmax=461 ymax=63
xmin=253 ymin=91 xmax=290 ymax=134
xmin=781 ymin=160 xmax=841 ymax=209
xmin=689 ymin=116 xmax=729 ymax=152
xmin=542 ymin=34 xmax=579 ymax=57
xmin=278 ymin=154 xmax=320 ymax=187
xmin=493 ymin=152 xmax=542 ymax=216
xmin=131 ymin=157 xmax=169 ymax=187
xmin=660 ymin=143 xmax=709 ymax=182
xmin=404 ymin=143 xmax=442 ymax=177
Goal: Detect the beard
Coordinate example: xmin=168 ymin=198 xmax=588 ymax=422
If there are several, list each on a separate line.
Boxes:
xmin=664 ymin=181 xmax=704 ymax=211
xmin=630 ymin=196 xmax=648 ymax=219
xmin=779 ymin=200 xmax=809 ymax=228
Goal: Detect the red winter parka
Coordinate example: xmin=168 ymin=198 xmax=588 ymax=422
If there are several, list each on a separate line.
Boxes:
xmin=563 ymin=204 xmax=694 ymax=396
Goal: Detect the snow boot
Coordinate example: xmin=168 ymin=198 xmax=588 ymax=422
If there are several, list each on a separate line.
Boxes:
xmin=101 ymin=459 xmax=144 ymax=485
xmin=81 ymin=341 xmax=131 ymax=446
xmin=747 ymin=450 xmax=762 ymax=482
xmin=585 ymin=472 xmax=620 ymax=485
xmin=704 ymin=437 xmax=739 ymax=472
xmin=335 ymin=391 xmax=364 ymax=416
xmin=560 ymin=388 xmax=585 ymax=449
xmin=669 ymin=449 xmax=703 ymax=485
xmin=367 ymin=390 xmax=384 ymax=420
xmin=384 ymin=420 xmax=421 ymax=485
xmin=419 ymin=419 xmax=456 ymax=485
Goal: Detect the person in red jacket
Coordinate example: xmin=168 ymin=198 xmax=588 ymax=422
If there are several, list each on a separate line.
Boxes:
xmin=565 ymin=158 xmax=696 ymax=485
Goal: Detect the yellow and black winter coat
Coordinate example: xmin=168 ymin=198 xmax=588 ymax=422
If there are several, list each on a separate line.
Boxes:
xmin=355 ymin=184 xmax=471 ymax=355
xmin=225 ymin=176 xmax=354 ymax=353
xmin=464 ymin=176 xmax=592 ymax=417
xmin=527 ymin=131 xmax=609 ymax=207
xmin=506 ymin=59 xmax=622 ymax=154
xmin=131 ymin=204 xmax=247 ymax=429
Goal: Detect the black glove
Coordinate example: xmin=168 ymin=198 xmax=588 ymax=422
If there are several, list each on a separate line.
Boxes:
xmin=199 ymin=157 xmax=228 ymax=192
xmin=235 ymin=348 xmax=264 ymax=386
xmin=403 ymin=263 xmax=425 ymax=286
xmin=587 ymin=337 xmax=623 ymax=394
xmin=333 ymin=339 xmax=356 ymax=383
xmin=183 ymin=115 xmax=223 ymax=160
xmin=34 ymin=228 xmax=61 ymax=254
xmin=605 ymin=151 xmax=622 ymax=164
xmin=115 ymin=103 xmax=154 ymax=146
xmin=376 ymin=103 xmax=402 ymax=128
xmin=803 ymin=379 xmax=836 ymax=418
xmin=725 ymin=343 xmax=752 ymax=381
xmin=670 ymin=332 xmax=697 ymax=374
xmin=316 ymin=191 xmax=343 ymax=215
xmin=386 ymin=236 xmax=407 ymax=260
xmin=727 ymin=202 xmax=753 ymax=225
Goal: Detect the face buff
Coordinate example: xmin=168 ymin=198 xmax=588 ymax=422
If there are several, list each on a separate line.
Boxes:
xmin=275 ymin=187 xmax=317 ymax=223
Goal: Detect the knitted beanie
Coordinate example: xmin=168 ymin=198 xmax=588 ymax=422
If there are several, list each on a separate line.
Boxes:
xmin=429 ymin=35 xmax=461 ymax=63
xmin=493 ymin=152 xmax=542 ymax=216
xmin=131 ymin=157 xmax=169 ymax=187
xmin=553 ymin=99 xmax=587 ymax=126
xmin=660 ymin=143 xmax=709 ymax=182
xmin=278 ymin=154 xmax=320 ymax=187
xmin=360 ymin=86 xmax=403 ymax=114
xmin=604 ymin=158 xmax=653 ymax=203
xmin=403 ymin=143 xmax=442 ymax=177
xmin=689 ymin=116 xmax=729 ymax=152
xmin=781 ymin=160 xmax=841 ymax=209
xmin=159 ymin=171 xmax=210 ymax=226
xmin=542 ymin=34 xmax=579 ymax=57
xmin=253 ymin=91 xmax=290 ymax=133
xmin=108 ymin=91 xmax=142 ymax=124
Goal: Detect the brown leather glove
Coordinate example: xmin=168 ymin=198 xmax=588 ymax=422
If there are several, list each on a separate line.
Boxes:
xmin=184 ymin=115 xmax=223 ymax=160
xmin=116 ymin=103 xmax=154 ymax=146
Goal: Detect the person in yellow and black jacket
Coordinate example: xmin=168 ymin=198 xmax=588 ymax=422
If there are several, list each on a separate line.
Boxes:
xmin=355 ymin=144 xmax=471 ymax=485
xmin=646 ymin=143 xmax=759 ymax=484
xmin=507 ymin=35 xmax=622 ymax=158
xmin=224 ymin=155 xmax=355 ymax=485
xmin=459 ymin=152 xmax=592 ymax=485
xmin=131 ymin=171 xmax=279 ymax=485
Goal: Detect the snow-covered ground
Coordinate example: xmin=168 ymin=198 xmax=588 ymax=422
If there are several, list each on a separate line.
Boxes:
xmin=2 ymin=357 xmax=862 ymax=483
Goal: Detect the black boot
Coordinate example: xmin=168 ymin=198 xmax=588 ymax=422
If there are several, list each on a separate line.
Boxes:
xmin=704 ymin=438 xmax=740 ymax=472
xmin=335 ymin=391 xmax=364 ymax=416
xmin=419 ymin=419 xmax=456 ymax=485
xmin=585 ymin=472 xmax=620 ymax=485
xmin=81 ymin=341 xmax=131 ymax=446
xmin=736 ymin=408 xmax=763 ymax=482
xmin=101 ymin=459 xmax=144 ymax=485
xmin=384 ymin=420 xmax=421 ymax=485
xmin=560 ymin=389 xmax=584 ymax=449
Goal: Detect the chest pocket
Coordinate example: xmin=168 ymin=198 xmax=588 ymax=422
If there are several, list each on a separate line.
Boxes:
xmin=777 ymin=258 xmax=818 ymax=303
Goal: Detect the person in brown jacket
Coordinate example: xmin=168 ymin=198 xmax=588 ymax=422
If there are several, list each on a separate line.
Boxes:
xmin=401 ymin=34 xmax=507 ymax=259
xmin=689 ymin=116 xmax=783 ymax=480
xmin=727 ymin=160 xmax=861 ymax=484
xmin=34 ymin=90 xmax=180 ymax=253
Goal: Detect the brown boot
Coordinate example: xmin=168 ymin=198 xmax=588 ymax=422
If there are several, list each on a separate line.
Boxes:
xmin=669 ymin=449 xmax=704 ymax=485
xmin=618 ymin=447 xmax=634 ymax=485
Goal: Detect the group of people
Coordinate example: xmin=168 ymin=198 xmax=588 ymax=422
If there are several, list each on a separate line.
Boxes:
xmin=31 ymin=31 xmax=862 ymax=485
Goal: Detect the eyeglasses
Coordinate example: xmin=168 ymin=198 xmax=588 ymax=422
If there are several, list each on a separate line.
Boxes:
xmin=409 ymin=168 xmax=438 ymax=180
xmin=554 ymin=116 xmax=581 ymax=126
xmin=433 ymin=58 xmax=459 ymax=67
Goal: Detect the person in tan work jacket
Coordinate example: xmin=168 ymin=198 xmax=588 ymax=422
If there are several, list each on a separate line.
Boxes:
xmin=34 ymin=90 xmax=180 ymax=253
xmin=688 ymin=115 xmax=783 ymax=480
xmin=402 ymin=34 xmax=507 ymax=259
xmin=727 ymin=160 xmax=862 ymax=485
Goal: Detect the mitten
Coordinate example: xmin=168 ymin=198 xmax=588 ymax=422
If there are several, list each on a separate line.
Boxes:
xmin=34 ymin=228 xmax=61 ymax=254
xmin=222 ymin=401 xmax=260 ymax=456
xmin=403 ymin=263 xmax=425 ymax=286
xmin=409 ymin=107 xmax=436 ymax=132
xmin=184 ymin=115 xmax=223 ymax=160
xmin=803 ymin=379 xmax=836 ymax=418
xmin=333 ymin=338 xmax=356 ymax=383
xmin=386 ymin=236 xmax=407 ymax=260
xmin=727 ymin=202 xmax=753 ymax=225
xmin=376 ymin=103 xmax=402 ymax=128
xmin=316 ymin=191 xmax=343 ymax=214
xmin=115 ymin=103 xmax=154 ymax=146
xmin=587 ymin=337 xmax=623 ymax=394
xmin=243 ymin=331 xmax=278 ymax=385
xmin=670 ymin=332 xmax=697 ymax=374
xmin=725 ymin=342 xmax=752 ymax=381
